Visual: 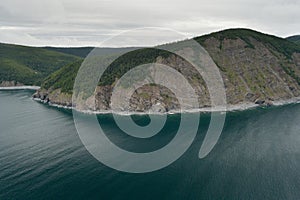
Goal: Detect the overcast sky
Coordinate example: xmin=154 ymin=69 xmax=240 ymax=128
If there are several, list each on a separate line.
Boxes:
xmin=0 ymin=0 xmax=299 ymax=47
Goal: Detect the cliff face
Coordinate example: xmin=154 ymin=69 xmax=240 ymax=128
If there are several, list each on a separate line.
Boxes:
xmin=34 ymin=29 xmax=300 ymax=112
xmin=202 ymin=37 xmax=300 ymax=103
xmin=34 ymin=88 xmax=72 ymax=107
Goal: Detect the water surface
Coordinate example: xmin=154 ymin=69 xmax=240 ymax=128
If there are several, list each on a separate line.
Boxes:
xmin=1 ymin=90 xmax=300 ymax=199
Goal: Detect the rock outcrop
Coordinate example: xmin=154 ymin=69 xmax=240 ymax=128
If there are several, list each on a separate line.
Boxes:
xmin=0 ymin=81 xmax=24 ymax=87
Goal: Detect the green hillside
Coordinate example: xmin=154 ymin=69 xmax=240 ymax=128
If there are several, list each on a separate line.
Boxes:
xmin=0 ymin=43 xmax=80 ymax=85
xmin=196 ymin=28 xmax=300 ymax=58
xmin=41 ymin=47 xmax=173 ymax=94
xmin=42 ymin=59 xmax=83 ymax=93
xmin=286 ymin=35 xmax=300 ymax=46
xmin=41 ymin=28 xmax=300 ymax=94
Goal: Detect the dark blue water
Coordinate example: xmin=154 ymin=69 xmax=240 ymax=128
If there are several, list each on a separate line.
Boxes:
xmin=1 ymin=90 xmax=300 ymax=199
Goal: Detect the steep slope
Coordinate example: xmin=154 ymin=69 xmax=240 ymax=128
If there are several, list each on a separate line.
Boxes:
xmin=195 ymin=29 xmax=300 ymax=103
xmin=35 ymin=29 xmax=300 ymax=112
xmin=0 ymin=43 xmax=80 ymax=86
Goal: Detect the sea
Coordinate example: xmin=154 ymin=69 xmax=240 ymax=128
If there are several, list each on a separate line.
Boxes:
xmin=1 ymin=90 xmax=300 ymax=199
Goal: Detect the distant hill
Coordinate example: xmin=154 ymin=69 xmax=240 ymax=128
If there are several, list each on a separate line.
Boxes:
xmin=43 ymin=47 xmax=93 ymax=58
xmin=35 ymin=28 xmax=300 ymax=112
xmin=286 ymin=35 xmax=300 ymax=45
xmin=0 ymin=43 xmax=80 ymax=85
xmin=43 ymin=47 xmax=140 ymax=58
xmin=0 ymin=43 xmax=140 ymax=86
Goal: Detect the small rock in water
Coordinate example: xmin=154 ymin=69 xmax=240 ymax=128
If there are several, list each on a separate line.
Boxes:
xmin=255 ymin=99 xmax=265 ymax=105
xmin=255 ymin=99 xmax=273 ymax=106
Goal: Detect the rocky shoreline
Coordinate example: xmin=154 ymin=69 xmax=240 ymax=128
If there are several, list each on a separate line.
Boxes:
xmin=0 ymin=81 xmax=24 ymax=87
xmin=1 ymin=84 xmax=297 ymax=115
xmin=0 ymin=83 xmax=296 ymax=115
xmin=32 ymin=91 xmax=300 ymax=115
xmin=7 ymin=29 xmax=300 ymax=115
xmin=0 ymin=81 xmax=40 ymax=90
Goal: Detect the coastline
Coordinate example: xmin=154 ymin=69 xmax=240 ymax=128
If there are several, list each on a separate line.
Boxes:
xmin=1 ymin=87 xmax=297 ymax=115
xmin=0 ymin=86 xmax=41 ymax=90
xmin=32 ymin=96 xmax=300 ymax=116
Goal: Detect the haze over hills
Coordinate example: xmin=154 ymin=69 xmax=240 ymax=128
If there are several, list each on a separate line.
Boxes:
xmin=43 ymin=47 xmax=93 ymax=58
xmin=31 ymin=28 xmax=300 ymax=112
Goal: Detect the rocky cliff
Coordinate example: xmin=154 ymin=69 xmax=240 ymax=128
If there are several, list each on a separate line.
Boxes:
xmin=33 ymin=29 xmax=300 ymax=113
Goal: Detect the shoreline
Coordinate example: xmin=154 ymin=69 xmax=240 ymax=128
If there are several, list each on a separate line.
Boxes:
xmin=0 ymin=86 xmax=41 ymax=90
xmin=32 ymin=96 xmax=300 ymax=116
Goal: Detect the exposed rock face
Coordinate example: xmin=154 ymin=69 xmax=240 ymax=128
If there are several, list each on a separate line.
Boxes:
xmin=33 ymin=89 xmax=72 ymax=107
xmin=0 ymin=81 xmax=24 ymax=87
xmin=34 ymin=35 xmax=300 ymax=113
xmin=129 ymin=85 xmax=179 ymax=112
xmin=202 ymin=37 xmax=300 ymax=104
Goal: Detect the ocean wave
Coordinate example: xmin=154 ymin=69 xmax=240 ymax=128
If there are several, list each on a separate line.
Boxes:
xmin=0 ymin=86 xmax=40 ymax=90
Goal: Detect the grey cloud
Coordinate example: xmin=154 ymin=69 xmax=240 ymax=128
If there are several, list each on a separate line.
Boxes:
xmin=0 ymin=0 xmax=299 ymax=46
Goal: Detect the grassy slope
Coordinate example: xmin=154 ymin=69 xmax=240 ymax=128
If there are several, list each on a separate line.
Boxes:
xmin=0 ymin=43 xmax=80 ymax=85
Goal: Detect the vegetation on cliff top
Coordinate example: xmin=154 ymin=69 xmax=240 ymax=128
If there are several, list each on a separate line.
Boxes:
xmin=196 ymin=28 xmax=300 ymax=59
xmin=41 ymin=48 xmax=171 ymax=94
xmin=41 ymin=59 xmax=83 ymax=93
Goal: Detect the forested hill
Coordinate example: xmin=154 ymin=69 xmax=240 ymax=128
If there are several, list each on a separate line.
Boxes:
xmin=0 ymin=43 xmax=80 ymax=86
xmin=35 ymin=28 xmax=300 ymax=112
xmin=287 ymin=35 xmax=300 ymax=45
xmin=0 ymin=42 xmax=140 ymax=86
